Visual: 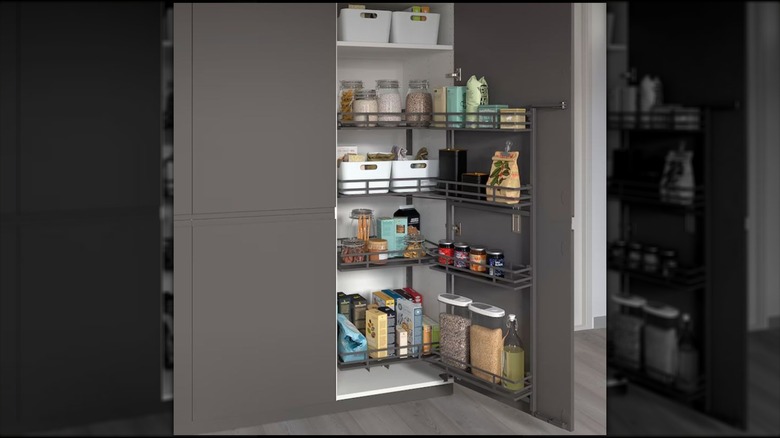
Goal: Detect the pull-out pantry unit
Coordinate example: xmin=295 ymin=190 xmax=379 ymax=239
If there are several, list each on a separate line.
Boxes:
xmin=174 ymin=3 xmax=574 ymax=434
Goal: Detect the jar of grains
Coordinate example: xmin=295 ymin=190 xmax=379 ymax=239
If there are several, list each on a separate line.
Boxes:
xmin=405 ymin=79 xmax=433 ymax=127
xmin=376 ymin=79 xmax=402 ymax=126
xmin=353 ymin=88 xmax=378 ymax=127
xmin=403 ymin=233 xmax=426 ymax=259
xmin=339 ymin=80 xmax=363 ymax=124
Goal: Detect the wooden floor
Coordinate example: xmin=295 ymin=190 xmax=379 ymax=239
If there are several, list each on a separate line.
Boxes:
xmin=33 ymin=329 xmax=607 ymax=436
xmin=213 ymin=329 xmax=606 ymax=435
xmin=607 ymin=328 xmax=780 ymax=436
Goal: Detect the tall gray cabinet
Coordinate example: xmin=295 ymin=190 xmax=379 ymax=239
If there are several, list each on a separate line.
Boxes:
xmin=174 ymin=3 xmax=574 ymax=435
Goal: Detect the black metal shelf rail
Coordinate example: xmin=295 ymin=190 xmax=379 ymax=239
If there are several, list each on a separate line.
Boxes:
xmin=337 ymin=239 xmax=437 ymax=271
xmin=337 ymin=341 xmax=436 ymax=371
xmin=609 ymin=357 xmax=706 ymax=404
xmin=426 ymin=247 xmax=532 ymax=291
xmin=607 ymin=179 xmax=705 ymax=211
xmin=338 ymin=110 xmax=533 ymax=132
xmin=423 ymin=351 xmax=533 ymax=402
xmin=608 ymin=263 xmax=706 ymax=291
xmin=338 ymin=177 xmax=532 ymax=213
xmin=607 ymin=108 xmax=702 ymax=131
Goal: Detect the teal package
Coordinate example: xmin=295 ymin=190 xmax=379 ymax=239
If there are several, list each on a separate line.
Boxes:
xmin=446 ymin=86 xmax=466 ymax=128
xmin=478 ymin=104 xmax=509 ymax=128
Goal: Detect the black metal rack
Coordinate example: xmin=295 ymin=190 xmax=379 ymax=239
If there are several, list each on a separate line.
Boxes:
xmin=338 ymin=110 xmax=533 ymax=132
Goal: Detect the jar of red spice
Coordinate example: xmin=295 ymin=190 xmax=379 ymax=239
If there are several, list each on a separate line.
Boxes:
xmin=438 ymin=239 xmax=454 ymax=265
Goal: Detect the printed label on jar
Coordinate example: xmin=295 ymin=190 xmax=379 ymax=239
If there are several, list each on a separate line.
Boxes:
xmin=488 ymin=257 xmax=504 ymax=277
xmin=470 ymin=253 xmax=487 ymax=272
xmin=439 ymin=248 xmax=454 ymax=265
xmin=454 ymin=250 xmax=469 ymax=268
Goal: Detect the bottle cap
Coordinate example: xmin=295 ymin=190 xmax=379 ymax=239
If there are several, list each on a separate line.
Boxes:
xmin=398 ymin=205 xmax=414 ymax=210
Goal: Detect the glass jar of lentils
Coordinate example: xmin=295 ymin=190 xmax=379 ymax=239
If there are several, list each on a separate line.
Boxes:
xmin=339 ymin=80 xmax=363 ymax=125
xmin=376 ymin=79 xmax=402 ymax=126
xmin=405 ymin=79 xmax=433 ymax=127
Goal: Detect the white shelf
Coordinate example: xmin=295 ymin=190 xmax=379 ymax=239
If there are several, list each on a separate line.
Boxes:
xmin=337 ymin=41 xmax=453 ymax=58
xmin=336 ymin=361 xmax=450 ymax=400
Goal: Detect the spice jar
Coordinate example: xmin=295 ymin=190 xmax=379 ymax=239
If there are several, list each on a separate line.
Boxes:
xmin=403 ymin=233 xmax=426 ymax=258
xmin=341 ymin=238 xmax=366 ymax=264
xmin=438 ymin=239 xmax=454 ymax=265
xmin=376 ymin=79 xmax=402 ymax=126
xmin=643 ymin=246 xmax=660 ymax=274
xmin=350 ymin=208 xmax=374 ymax=241
xmin=661 ymin=249 xmax=678 ymax=278
xmin=405 ymin=79 xmax=433 ymax=127
xmin=339 ymin=80 xmax=363 ymax=124
xmin=486 ymin=249 xmax=504 ymax=278
xmin=453 ymin=242 xmax=470 ymax=269
xmin=469 ymin=246 xmax=487 ymax=273
xmin=627 ymin=242 xmax=643 ymax=271
xmin=367 ymin=238 xmax=388 ymax=265
xmin=610 ymin=240 xmax=627 ymax=268
xmin=353 ymin=88 xmax=378 ymax=127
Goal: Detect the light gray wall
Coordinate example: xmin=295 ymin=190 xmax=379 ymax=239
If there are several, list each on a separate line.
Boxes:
xmin=747 ymin=2 xmax=780 ymax=331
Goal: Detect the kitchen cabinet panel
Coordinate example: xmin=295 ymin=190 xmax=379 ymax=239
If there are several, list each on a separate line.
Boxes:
xmin=180 ymin=214 xmax=335 ymax=429
xmin=190 ymin=3 xmax=335 ymax=215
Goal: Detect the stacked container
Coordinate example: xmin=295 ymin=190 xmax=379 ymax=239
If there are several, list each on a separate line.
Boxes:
xmin=610 ymin=294 xmax=646 ymax=370
xmin=468 ymin=302 xmax=506 ymax=383
xmin=437 ymin=293 xmax=472 ymax=370
xmin=642 ymin=302 xmax=680 ymax=383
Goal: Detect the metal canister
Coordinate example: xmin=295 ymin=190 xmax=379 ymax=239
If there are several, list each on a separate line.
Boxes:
xmin=453 ymin=242 xmax=470 ymax=269
xmin=438 ymin=239 xmax=454 ymax=265
xmin=486 ymin=249 xmax=504 ymax=277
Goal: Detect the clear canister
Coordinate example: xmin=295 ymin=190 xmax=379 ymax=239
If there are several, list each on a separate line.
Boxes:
xmin=642 ymin=302 xmax=680 ymax=384
xmin=339 ymin=80 xmax=363 ymax=124
xmin=468 ymin=302 xmax=506 ymax=383
xmin=437 ymin=293 xmax=473 ymax=370
xmin=350 ymin=208 xmax=375 ymax=241
xmin=353 ymin=88 xmax=378 ymax=127
xmin=405 ymin=79 xmax=433 ymax=127
xmin=376 ymin=79 xmax=402 ymax=126
xmin=610 ymin=294 xmax=646 ymax=370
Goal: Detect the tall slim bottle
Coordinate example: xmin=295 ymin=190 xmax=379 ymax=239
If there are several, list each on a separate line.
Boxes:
xmin=502 ymin=313 xmax=525 ymax=390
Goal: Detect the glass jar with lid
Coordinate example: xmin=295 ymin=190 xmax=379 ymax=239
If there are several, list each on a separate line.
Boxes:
xmin=341 ymin=238 xmax=366 ymax=264
xmin=350 ymin=208 xmax=374 ymax=241
xmin=627 ymin=242 xmax=643 ymax=270
xmin=660 ymin=249 xmax=678 ymax=278
xmin=405 ymin=79 xmax=433 ymax=127
xmin=352 ymin=88 xmax=378 ymax=127
xmin=403 ymin=233 xmax=426 ymax=259
xmin=643 ymin=246 xmax=660 ymax=274
xmin=469 ymin=246 xmax=487 ymax=273
xmin=339 ymin=80 xmax=363 ymax=124
xmin=376 ymin=79 xmax=402 ymax=126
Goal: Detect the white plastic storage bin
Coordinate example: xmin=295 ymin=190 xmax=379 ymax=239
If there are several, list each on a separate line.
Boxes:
xmin=390 ymin=11 xmax=440 ymax=45
xmin=338 ymin=161 xmax=392 ymax=194
xmin=390 ymin=160 xmax=438 ymax=193
xmin=338 ymin=8 xmax=392 ymax=43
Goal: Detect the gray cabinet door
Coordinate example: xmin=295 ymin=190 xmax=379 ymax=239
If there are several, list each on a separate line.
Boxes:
xmin=174 ymin=214 xmax=336 ymax=434
xmin=454 ymin=3 xmax=574 ymax=431
xmin=190 ymin=3 xmax=335 ymax=215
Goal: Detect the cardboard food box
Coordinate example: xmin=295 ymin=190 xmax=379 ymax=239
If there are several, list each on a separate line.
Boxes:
xmin=337 ymin=292 xmax=352 ymax=320
xmin=365 ymin=308 xmax=388 ymax=359
xmin=402 ymin=287 xmax=424 ymax=305
xmin=396 ymin=298 xmax=423 ymax=357
xmin=372 ymin=290 xmax=395 ymax=310
xmin=349 ymin=293 xmax=367 ymax=334
xmin=378 ymin=306 xmax=396 ymax=356
xmin=423 ymin=315 xmax=440 ymax=350
xmin=377 ymin=217 xmax=408 ymax=258
xmin=397 ymin=327 xmax=408 ymax=357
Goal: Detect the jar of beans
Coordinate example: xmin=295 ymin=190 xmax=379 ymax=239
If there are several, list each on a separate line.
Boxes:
xmin=353 ymin=88 xmax=378 ymax=127
xmin=376 ymin=79 xmax=402 ymax=126
xmin=405 ymin=79 xmax=432 ymax=127
xmin=341 ymin=238 xmax=366 ymax=264
xmin=339 ymin=80 xmax=363 ymax=124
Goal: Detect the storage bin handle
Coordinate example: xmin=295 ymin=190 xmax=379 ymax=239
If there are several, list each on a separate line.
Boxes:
xmin=360 ymin=164 xmax=378 ymax=171
xmin=407 ymin=15 xmax=428 ymax=22
xmin=360 ymin=12 xmax=378 ymax=19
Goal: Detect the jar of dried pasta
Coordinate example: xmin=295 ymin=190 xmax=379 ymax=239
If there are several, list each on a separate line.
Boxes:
xmin=339 ymin=80 xmax=363 ymax=124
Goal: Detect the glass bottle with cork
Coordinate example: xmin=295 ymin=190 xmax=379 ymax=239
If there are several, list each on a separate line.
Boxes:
xmin=502 ymin=313 xmax=525 ymax=390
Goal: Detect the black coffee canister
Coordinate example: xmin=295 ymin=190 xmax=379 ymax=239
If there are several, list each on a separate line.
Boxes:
xmin=437 ymin=149 xmax=467 ymax=196
xmin=460 ymin=172 xmax=488 ymax=200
